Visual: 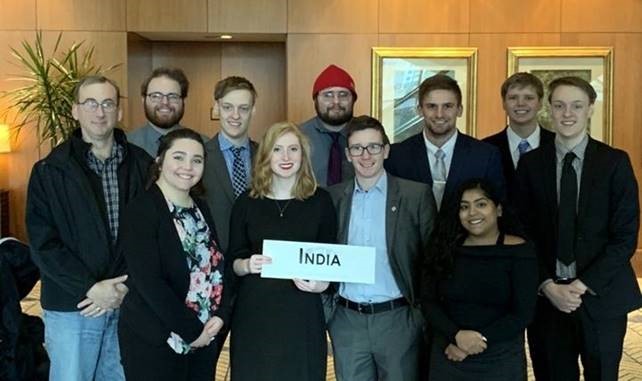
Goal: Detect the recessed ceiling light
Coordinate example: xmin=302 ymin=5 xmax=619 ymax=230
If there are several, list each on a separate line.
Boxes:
xmin=220 ymin=35 xmax=233 ymax=40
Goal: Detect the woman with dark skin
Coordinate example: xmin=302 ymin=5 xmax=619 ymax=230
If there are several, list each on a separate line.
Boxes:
xmin=422 ymin=179 xmax=537 ymax=381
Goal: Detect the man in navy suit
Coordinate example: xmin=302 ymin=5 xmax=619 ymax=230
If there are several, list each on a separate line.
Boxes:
xmin=385 ymin=74 xmax=505 ymax=211
xmin=516 ymin=76 xmax=641 ymax=381
xmin=483 ymin=72 xmax=555 ymax=201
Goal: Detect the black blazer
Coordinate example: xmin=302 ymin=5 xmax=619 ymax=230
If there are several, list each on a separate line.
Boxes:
xmin=385 ymin=132 xmax=506 ymax=209
xmin=119 ymin=185 xmax=231 ymax=345
xmin=515 ymin=138 xmax=642 ymax=319
xmin=483 ymin=126 xmax=555 ymax=203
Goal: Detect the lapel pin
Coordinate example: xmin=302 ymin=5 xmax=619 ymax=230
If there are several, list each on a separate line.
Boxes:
xmin=391 ymin=206 xmax=397 ymax=212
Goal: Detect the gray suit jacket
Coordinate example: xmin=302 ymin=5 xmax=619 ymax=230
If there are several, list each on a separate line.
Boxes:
xmin=202 ymin=133 xmax=257 ymax=253
xmin=328 ymin=174 xmax=436 ymax=308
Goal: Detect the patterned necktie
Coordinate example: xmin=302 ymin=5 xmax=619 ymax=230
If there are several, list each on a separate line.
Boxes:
xmin=327 ymin=132 xmax=342 ymax=186
xmin=557 ymin=152 xmax=577 ymax=265
xmin=518 ymin=139 xmax=531 ymax=159
xmin=433 ymin=149 xmax=447 ymax=209
xmin=231 ymin=146 xmax=247 ymax=197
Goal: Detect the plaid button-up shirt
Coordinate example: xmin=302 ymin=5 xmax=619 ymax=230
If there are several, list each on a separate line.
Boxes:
xmin=86 ymin=142 xmax=125 ymax=243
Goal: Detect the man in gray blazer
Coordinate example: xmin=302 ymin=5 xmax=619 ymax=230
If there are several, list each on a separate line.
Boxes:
xmin=202 ymin=76 xmax=258 ymax=254
xmin=328 ymin=115 xmax=436 ymax=381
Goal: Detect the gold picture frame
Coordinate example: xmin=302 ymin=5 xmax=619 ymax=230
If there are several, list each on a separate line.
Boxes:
xmin=507 ymin=47 xmax=613 ymax=144
xmin=371 ymin=47 xmax=478 ymax=142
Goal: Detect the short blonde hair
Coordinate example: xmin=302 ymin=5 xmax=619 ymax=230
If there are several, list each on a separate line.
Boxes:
xmin=250 ymin=122 xmax=317 ymax=200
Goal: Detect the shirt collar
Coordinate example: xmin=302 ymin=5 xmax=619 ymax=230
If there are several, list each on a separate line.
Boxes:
xmin=555 ymin=134 xmax=589 ymax=162
xmin=218 ymin=132 xmax=250 ymax=151
xmin=147 ymin=121 xmax=181 ymax=137
xmin=354 ymin=171 xmax=388 ymax=195
xmin=423 ymin=129 xmax=458 ymax=158
xmin=506 ymin=125 xmax=541 ymax=150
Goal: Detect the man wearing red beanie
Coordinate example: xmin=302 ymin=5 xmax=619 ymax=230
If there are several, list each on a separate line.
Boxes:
xmin=301 ymin=64 xmax=357 ymax=187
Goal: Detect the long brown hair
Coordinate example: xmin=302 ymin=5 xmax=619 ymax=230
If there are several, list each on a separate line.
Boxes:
xmin=249 ymin=122 xmax=316 ymax=200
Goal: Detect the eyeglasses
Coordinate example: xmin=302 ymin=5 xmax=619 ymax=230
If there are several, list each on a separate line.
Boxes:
xmin=146 ymin=92 xmax=183 ymax=104
xmin=319 ymin=90 xmax=352 ymax=102
xmin=348 ymin=143 xmax=385 ymax=156
xmin=77 ymin=98 xmax=118 ymax=113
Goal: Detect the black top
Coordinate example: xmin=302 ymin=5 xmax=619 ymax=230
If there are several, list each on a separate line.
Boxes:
xmin=227 ymin=188 xmax=337 ymax=381
xmin=422 ymin=241 xmax=537 ymax=345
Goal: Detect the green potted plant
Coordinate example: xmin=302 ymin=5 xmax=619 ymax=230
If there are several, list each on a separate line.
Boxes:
xmin=1 ymin=31 xmax=119 ymax=148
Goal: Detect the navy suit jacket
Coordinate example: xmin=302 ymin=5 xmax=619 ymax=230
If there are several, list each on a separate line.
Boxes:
xmin=483 ymin=126 xmax=555 ymax=203
xmin=384 ymin=132 xmax=506 ymax=210
xmin=515 ymin=138 xmax=642 ymax=319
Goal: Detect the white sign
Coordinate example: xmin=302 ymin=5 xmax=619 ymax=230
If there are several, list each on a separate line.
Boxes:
xmin=261 ymin=239 xmax=376 ymax=284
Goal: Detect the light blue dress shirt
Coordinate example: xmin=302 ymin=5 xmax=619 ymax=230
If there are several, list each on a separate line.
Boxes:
xmin=218 ymin=133 xmax=252 ymax=183
xmin=340 ymin=173 xmax=403 ymax=303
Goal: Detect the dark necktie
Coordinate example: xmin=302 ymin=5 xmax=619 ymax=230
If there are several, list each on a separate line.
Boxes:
xmin=557 ymin=152 xmax=577 ymax=265
xmin=231 ymin=146 xmax=247 ymax=197
xmin=327 ymin=132 xmax=342 ymax=186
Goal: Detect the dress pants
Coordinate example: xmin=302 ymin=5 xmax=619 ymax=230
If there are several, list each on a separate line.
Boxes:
xmin=527 ymin=298 xmax=627 ymax=381
xmin=328 ymin=304 xmax=423 ymax=381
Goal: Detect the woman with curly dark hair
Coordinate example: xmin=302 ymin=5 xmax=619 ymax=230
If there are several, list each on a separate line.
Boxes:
xmin=422 ymin=179 xmax=537 ymax=381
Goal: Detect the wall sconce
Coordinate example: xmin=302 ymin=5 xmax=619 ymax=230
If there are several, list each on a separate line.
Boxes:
xmin=0 ymin=124 xmax=11 ymax=153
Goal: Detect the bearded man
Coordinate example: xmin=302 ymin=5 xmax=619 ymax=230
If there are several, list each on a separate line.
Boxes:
xmin=128 ymin=67 xmax=192 ymax=157
xmin=300 ymin=64 xmax=357 ymax=187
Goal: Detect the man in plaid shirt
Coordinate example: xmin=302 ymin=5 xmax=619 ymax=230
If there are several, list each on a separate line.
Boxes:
xmin=26 ymin=76 xmax=151 ymax=381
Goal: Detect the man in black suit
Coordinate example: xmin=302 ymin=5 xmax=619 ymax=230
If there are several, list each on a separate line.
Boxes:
xmin=483 ymin=72 xmax=555 ymax=201
xmin=516 ymin=76 xmax=641 ymax=381
xmin=202 ymin=76 xmax=258 ymax=361
xmin=385 ymin=74 xmax=505 ymax=211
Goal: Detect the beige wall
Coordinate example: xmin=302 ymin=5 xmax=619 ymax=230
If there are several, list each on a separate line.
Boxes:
xmin=1 ymin=1 xmax=641 ymax=270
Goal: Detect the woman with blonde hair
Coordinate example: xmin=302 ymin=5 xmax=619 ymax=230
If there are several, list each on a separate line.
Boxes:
xmin=227 ymin=121 xmax=337 ymax=381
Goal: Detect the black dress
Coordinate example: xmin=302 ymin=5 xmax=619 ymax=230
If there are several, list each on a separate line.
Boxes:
xmin=227 ymin=188 xmax=337 ymax=381
xmin=422 ymin=240 xmax=538 ymax=381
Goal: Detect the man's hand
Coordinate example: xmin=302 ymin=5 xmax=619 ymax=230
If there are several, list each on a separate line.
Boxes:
xmin=542 ymin=282 xmax=584 ymax=313
xmin=78 ymin=275 xmax=129 ymax=317
xmin=445 ymin=344 xmax=468 ymax=362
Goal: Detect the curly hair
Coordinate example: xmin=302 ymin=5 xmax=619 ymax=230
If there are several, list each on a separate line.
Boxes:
xmin=424 ymin=179 xmax=524 ymax=279
xmin=249 ymin=122 xmax=317 ymax=200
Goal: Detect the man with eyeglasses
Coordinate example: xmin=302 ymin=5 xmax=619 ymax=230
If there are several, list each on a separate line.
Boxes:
xmin=301 ymin=64 xmax=357 ymax=187
xmin=128 ymin=67 xmax=192 ymax=157
xmin=327 ymin=115 xmax=436 ymax=381
xmin=202 ymin=76 xmax=258 ymax=362
xmin=26 ymin=75 xmax=151 ymax=380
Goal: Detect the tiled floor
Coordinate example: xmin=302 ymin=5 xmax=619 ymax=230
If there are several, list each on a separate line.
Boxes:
xmin=21 ymin=282 xmax=642 ymax=381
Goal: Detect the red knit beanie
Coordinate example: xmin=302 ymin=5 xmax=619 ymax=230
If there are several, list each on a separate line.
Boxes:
xmin=312 ymin=64 xmax=357 ymax=100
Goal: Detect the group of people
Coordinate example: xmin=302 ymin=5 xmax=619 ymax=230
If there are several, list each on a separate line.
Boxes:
xmin=24 ymin=62 xmax=639 ymax=381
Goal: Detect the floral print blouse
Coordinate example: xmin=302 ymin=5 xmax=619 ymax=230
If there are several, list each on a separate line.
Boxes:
xmin=165 ymin=198 xmax=224 ymax=354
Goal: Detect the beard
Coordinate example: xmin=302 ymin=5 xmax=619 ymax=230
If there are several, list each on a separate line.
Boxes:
xmin=315 ymin=100 xmax=353 ymax=126
xmin=144 ymin=101 xmax=184 ymax=129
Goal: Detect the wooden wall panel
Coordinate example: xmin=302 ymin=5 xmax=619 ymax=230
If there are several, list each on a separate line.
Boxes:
xmin=37 ymin=0 xmax=126 ymax=31
xmin=377 ymin=34 xmax=470 ymax=47
xmin=220 ymin=43 xmax=286 ymax=141
xmin=469 ymin=33 xmax=561 ymax=139
xmin=562 ymin=0 xmax=642 ymax=32
xmin=127 ymin=0 xmax=207 ymax=33
xmin=150 ymin=42 xmax=222 ymax=137
xmin=287 ymin=34 xmax=378 ymax=123
xmin=470 ymin=0 xmax=561 ymax=33
xmin=0 ymin=0 xmax=36 ymax=30
xmin=379 ymin=0 xmax=470 ymax=33
xmin=288 ymin=0 xmax=378 ymax=33
xmin=125 ymin=36 xmax=153 ymax=131
xmin=209 ymin=0 xmax=286 ymax=33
